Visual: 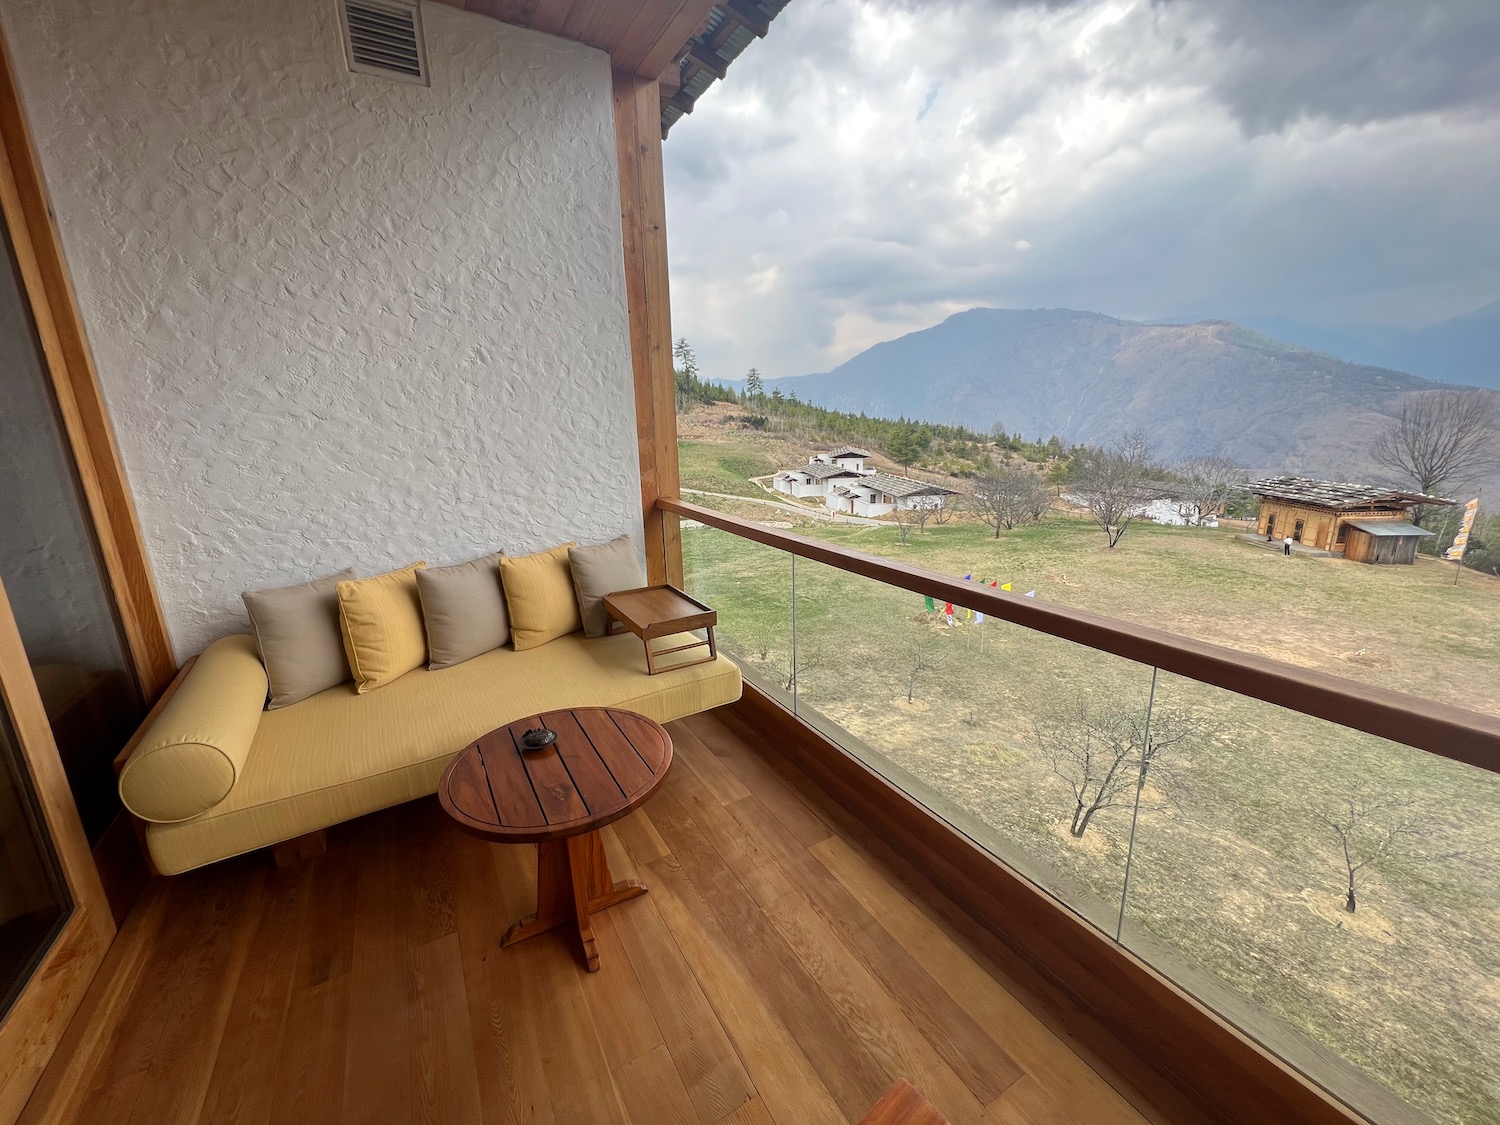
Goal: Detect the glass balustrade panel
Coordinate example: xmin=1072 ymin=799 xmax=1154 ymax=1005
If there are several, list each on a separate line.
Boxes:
xmin=1116 ymin=671 xmax=1500 ymax=1125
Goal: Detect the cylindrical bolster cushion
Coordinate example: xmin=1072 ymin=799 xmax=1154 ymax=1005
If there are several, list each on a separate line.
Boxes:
xmin=119 ymin=635 xmax=268 ymax=823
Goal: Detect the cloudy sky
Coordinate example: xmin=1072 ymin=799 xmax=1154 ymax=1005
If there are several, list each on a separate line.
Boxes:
xmin=662 ymin=0 xmax=1500 ymax=381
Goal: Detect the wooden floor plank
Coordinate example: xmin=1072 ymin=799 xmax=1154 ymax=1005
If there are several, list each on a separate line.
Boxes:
xmin=644 ymin=852 xmax=848 ymax=1125
xmin=644 ymin=787 xmax=891 ymax=1122
xmin=123 ymin=863 xmax=267 ymax=1125
xmin=448 ymin=826 xmax=556 ymax=1125
xmin=492 ymin=840 xmax=629 ymax=1125
xmin=679 ymin=713 xmax=835 ymax=850
xmin=582 ymin=910 xmax=667 ymax=1071
xmin=713 ymin=1095 xmax=777 ymax=1125
xmin=269 ymin=975 xmax=351 ymax=1125
xmin=612 ymin=1043 xmax=697 ymax=1124
xmin=341 ymin=820 xmax=419 ymax=1124
xmin=667 ymin=721 xmax=751 ymax=805
xmin=610 ymin=892 xmax=756 ymax=1122
xmin=200 ymin=863 xmax=313 ymax=1125
xmin=412 ymin=932 xmax=485 ymax=1125
xmin=722 ymin=791 xmax=1024 ymax=1102
xmin=664 ymin=766 xmax=989 ymax=1124
xmin=611 ymin=807 xmax=671 ymax=865
xmin=812 ymin=836 xmax=1151 ymax=1125
xmin=32 ymin=712 xmax=1168 ymax=1125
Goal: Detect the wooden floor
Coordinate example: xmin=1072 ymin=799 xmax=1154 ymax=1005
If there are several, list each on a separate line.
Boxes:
xmin=28 ymin=707 xmax=1169 ymax=1125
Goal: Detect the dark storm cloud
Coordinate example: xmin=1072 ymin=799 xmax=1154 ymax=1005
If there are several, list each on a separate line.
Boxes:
xmin=1155 ymin=0 xmax=1500 ymax=133
xmin=663 ymin=0 xmax=1500 ymax=381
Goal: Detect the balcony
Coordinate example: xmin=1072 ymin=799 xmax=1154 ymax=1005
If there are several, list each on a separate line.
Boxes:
xmin=29 ymin=708 xmax=1162 ymax=1125
xmin=668 ymin=497 xmax=1500 ymax=1125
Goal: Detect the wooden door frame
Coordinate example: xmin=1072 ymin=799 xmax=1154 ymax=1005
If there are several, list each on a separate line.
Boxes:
xmin=0 ymin=24 xmax=175 ymax=701
xmin=0 ymin=579 xmax=115 ymax=1125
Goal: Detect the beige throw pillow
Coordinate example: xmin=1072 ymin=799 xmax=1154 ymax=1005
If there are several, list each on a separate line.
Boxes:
xmin=500 ymin=543 xmax=580 ymax=651
xmin=337 ymin=563 xmax=428 ymax=693
xmin=242 ymin=568 xmax=356 ymax=709
xmin=569 ymin=535 xmax=647 ymax=638
xmin=416 ymin=553 xmax=510 ymax=669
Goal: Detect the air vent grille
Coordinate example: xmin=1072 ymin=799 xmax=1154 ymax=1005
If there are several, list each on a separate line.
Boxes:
xmin=339 ymin=0 xmax=428 ymax=85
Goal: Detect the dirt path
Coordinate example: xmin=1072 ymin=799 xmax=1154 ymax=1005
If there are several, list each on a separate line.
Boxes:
xmin=679 ymin=488 xmax=885 ymax=526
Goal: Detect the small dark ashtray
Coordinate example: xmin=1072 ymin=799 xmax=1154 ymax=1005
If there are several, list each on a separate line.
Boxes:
xmin=520 ymin=727 xmax=557 ymax=752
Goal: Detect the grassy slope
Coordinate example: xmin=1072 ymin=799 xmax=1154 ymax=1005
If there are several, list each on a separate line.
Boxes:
xmin=679 ymin=435 xmax=1500 ymax=1125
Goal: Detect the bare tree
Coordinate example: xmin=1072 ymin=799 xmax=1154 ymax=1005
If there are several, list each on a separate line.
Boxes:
xmin=1174 ymin=454 xmax=1245 ymax=526
xmin=899 ymin=632 xmax=939 ymax=703
xmin=889 ymin=504 xmax=931 ymax=544
xmin=1031 ymin=695 xmax=1205 ymax=838
xmin=933 ymin=493 xmax=960 ymax=525
xmin=972 ymin=463 xmax=1050 ymax=537
xmin=1073 ymin=432 xmax=1159 ymax=548
xmin=1318 ymin=782 xmax=1470 ymax=913
xmin=781 ymin=650 xmax=820 ymax=694
xmin=1372 ymin=389 xmax=1500 ymax=524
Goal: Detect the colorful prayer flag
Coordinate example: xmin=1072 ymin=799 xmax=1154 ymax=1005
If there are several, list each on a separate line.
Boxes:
xmin=1000 ymin=582 xmax=1012 ymax=592
xmin=1024 ymin=590 xmax=1036 ymax=598
xmin=1445 ymin=498 xmax=1480 ymax=562
xmin=924 ymin=595 xmax=936 ymax=612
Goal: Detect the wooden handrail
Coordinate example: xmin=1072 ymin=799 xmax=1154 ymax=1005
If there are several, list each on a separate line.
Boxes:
xmin=660 ymin=497 xmax=1500 ymax=775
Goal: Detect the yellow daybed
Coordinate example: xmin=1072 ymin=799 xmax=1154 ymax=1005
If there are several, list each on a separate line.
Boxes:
xmin=116 ymin=631 xmax=741 ymax=875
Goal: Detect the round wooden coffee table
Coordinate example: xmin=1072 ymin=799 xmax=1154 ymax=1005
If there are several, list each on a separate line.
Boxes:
xmin=438 ymin=706 xmax=672 ymax=972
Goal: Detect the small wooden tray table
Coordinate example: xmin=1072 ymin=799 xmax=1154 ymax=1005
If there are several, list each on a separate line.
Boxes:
xmin=602 ymin=584 xmax=717 ymax=675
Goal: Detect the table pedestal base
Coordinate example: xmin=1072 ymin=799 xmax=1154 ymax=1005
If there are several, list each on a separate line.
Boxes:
xmin=501 ymin=831 xmax=645 ymax=971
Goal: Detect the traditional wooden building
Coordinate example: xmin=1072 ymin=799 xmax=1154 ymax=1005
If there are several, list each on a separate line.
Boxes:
xmin=1247 ymin=477 xmax=1451 ymax=563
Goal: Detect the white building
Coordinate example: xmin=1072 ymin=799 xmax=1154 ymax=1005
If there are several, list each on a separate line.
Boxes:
xmin=772 ymin=448 xmax=873 ymax=498
xmin=827 ymin=472 xmax=958 ymax=518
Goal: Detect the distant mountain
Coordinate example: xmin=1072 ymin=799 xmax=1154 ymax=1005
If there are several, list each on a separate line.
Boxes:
xmin=1154 ymin=302 xmax=1500 ymax=390
xmin=1384 ymin=300 xmax=1500 ymax=390
xmin=761 ymin=307 xmax=1448 ymax=474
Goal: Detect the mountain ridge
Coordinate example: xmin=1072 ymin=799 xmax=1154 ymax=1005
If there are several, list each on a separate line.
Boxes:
xmin=748 ymin=307 xmax=1462 ymax=477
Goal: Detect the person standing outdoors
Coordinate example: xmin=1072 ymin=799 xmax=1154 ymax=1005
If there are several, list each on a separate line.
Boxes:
xmin=1283 ymin=535 xmax=1293 ymax=556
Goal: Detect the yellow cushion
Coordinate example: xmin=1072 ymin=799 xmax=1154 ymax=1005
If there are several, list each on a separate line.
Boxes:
xmin=119 ymin=635 xmax=268 ymax=823
xmin=337 ymin=563 xmax=427 ymax=693
xmin=500 ymin=544 xmax=580 ymax=651
xmin=142 ymin=631 xmax=742 ymax=874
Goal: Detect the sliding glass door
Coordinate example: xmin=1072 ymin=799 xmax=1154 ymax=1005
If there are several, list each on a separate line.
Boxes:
xmin=0 ymin=210 xmax=142 ymax=845
xmin=0 ymin=702 xmax=68 ymax=1021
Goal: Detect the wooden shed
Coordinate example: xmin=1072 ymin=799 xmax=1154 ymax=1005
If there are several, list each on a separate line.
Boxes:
xmin=1341 ymin=520 xmax=1435 ymax=565
xmin=1246 ymin=477 xmax=1453 ymax=563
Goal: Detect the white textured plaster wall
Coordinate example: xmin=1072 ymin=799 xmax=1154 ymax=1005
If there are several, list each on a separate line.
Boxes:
xmin=1 ymin=0 xmax=641 ymax=660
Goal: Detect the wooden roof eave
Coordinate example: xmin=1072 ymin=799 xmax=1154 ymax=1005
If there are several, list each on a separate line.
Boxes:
xmin=434 ymin=0 xmax=720 ymax=79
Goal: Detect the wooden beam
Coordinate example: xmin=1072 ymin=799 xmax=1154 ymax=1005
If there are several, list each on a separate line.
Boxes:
xmin=726 ymin=0 xmax=770 ymax=38
xmin=614 ymin=72 xmax=683 ymax=587
xmin=661 ymin=498 xmax=1500 ymax=775
xmin=616 ymin=0 xmax=719 ymax=79
xmin=687 ymin=41 xmax=727 ymax=79
xmin=0 ymin=29 xmax=176 ymax=699
xmin=731 ymin=684 xmax=1372 ymax=1125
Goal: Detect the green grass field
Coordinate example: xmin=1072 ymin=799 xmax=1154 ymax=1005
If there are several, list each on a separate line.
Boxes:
xmin=677 ymin=440 xmax=780 ymax=498
xmin=678 ymin=457 xmax=1500 ymax=1125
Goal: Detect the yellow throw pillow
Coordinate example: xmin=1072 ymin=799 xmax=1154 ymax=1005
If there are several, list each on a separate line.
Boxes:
xmin=337 ymin=562 xmax=427 ymax=693
xmin=500 ymin=543 xmax=581 ymax=651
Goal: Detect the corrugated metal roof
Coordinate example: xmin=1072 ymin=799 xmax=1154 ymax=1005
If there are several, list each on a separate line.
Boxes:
xmin=661 ymin=0 xmax=790 ymax=136
xmin=1346 ymin=520 xmax=1436 ymax=538
xmin=1247 ymin=476 xmax=1452 ymax=509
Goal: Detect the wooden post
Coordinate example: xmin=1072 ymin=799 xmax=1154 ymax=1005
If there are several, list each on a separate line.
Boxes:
xmin=612 ymin=69 xmax=683 ymax=588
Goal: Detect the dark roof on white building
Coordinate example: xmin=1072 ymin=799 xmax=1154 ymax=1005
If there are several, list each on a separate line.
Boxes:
xmin=859 ymin=472 xmax=958 ymax=498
